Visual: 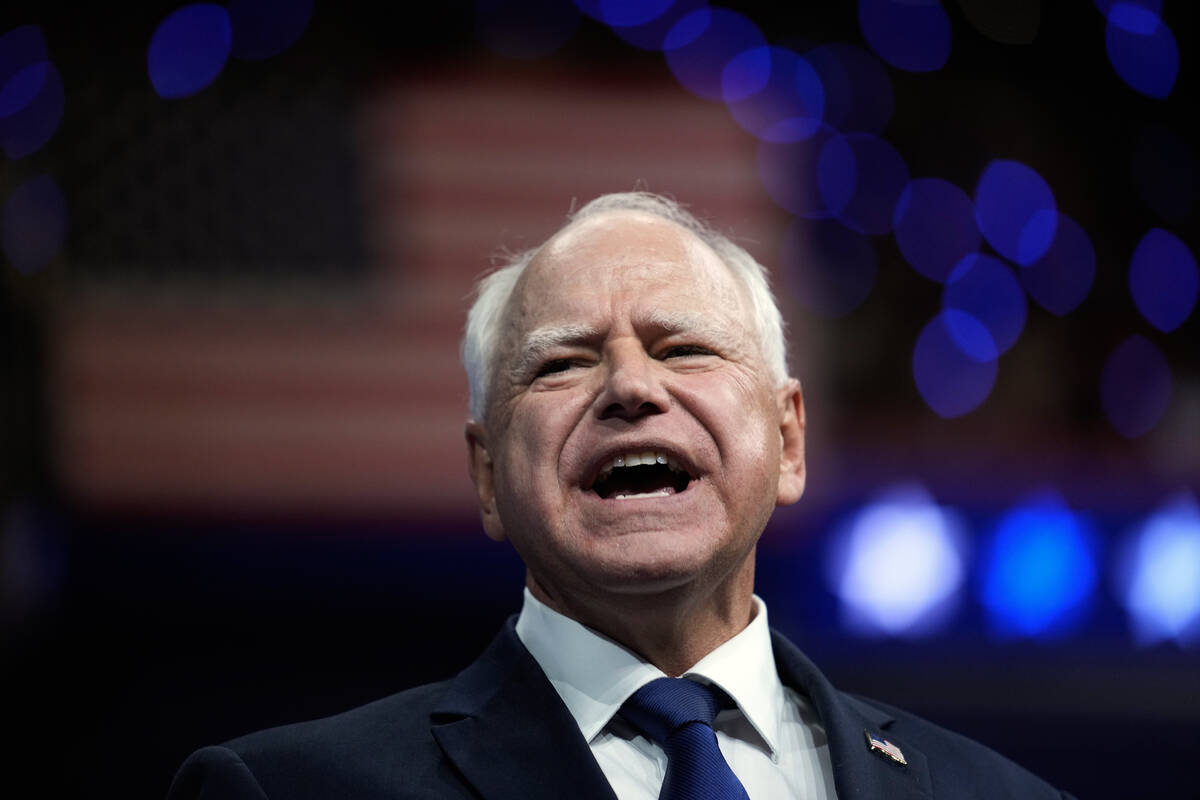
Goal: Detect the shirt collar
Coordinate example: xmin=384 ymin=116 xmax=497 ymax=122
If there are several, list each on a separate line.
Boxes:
xmin=515 ymin=587 xmax=787 ymax=757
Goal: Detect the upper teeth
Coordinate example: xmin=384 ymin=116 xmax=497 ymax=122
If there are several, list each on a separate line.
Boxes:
xmin=597 ymin=451 xmax=682 ymax=479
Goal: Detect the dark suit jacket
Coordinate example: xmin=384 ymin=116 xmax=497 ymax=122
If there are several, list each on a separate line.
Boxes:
xmin=168 ymin=618 xmax=1075 ymax=799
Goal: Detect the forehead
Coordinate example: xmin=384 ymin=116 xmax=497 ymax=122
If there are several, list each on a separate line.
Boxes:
xmin=509 ymin=211 xmax=750 ymax=329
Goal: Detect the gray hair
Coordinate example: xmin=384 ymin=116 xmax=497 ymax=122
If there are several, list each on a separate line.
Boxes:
xmin=461 ymin=192 xmax=789 ymax=421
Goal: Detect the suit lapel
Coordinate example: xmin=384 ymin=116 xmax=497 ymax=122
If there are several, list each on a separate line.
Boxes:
xmin=431 ymin=619 xmax=618 ymax=800
xmin=771 ymin=632 xmax=932 ymax=800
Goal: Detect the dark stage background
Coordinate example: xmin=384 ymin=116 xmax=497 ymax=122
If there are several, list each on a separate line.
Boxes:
xmin=2 ymin=2 xmax=1198 ymax=798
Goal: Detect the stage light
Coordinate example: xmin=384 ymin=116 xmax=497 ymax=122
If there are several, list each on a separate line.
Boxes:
xmin=779 ymin=218 xmax=877 ymax=318
xmin=802 ymin=43 xmax=893 ymax=135
xmin=757 ymin=127 xmax=838 ymax=219
xmin=1117 ymin=495 xmax=1200 ymax=648
xmin=981 ymin=492 xmax=1097 ymax=638
xmin=817 ymin=132 xmax=909 ymax=235
xmin=942 ymin=254 xmax=1027 ymax=357
xmin=857 ymin=0 xmax=951 ymax=73
xmin=912 ymin=310 xmax=998 ymax=418
xmin=148 ymin=4 xmax=233 ymax=99
xmin=664 ymin=8 xmax=766 ymax=102
xmin=1019 ymin=213 xmax=1095 ymax=317
xmin=1100 ymin=335 xmax=1172 ymax=439
xmin=1104 ymin=7 xmax=1177 ymax=99
xmin=2 ymin=175 xmax=66 ymax=275
xmin=893 ymin=178 xmax=982 ymax=284
xmin=599 ymin=0 xmax=706 ymax=52
xmin=1128 ymin=228 xmax=1198 ymax=334
xmin=974 ymin=159 xmax=1058 ymax=266
xmin=827 ymin=485 xmax=967 ymax=637
xmin=723 ymin=45 xmax=825 ymax=143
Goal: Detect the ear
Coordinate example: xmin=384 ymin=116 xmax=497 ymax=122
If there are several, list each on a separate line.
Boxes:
xmin=465 ymin=420 xmax=507 ymax=542
xmin=775 ymin=378 xmax=806 ymax=506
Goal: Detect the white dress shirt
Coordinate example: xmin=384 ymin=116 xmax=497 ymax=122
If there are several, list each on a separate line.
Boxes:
xmin=515 ymin=588 xmax=838 ymax=799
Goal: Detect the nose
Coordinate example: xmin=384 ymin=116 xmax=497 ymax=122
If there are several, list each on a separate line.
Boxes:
xmin=595 ymin=341 xmax=670 ymax=421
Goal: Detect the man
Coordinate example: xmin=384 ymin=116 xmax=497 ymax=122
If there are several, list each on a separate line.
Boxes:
xmin=169 ymin=192 xmax=1075 ymax=799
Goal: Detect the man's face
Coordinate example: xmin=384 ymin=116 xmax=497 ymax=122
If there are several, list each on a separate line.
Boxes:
xmin=467 ymin=210 xmax=805 ymax=608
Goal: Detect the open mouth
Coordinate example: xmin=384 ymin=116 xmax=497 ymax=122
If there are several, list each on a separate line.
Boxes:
xmin=588 ymin=451 xmax=694 ymax=500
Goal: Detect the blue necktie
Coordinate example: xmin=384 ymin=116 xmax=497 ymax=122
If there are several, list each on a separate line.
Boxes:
xmin=620 ymin=677 xmax=751 ymax=800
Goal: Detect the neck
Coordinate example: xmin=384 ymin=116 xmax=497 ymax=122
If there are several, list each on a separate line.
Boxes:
xmin=527 ymin=555 xmax=757 ymax=677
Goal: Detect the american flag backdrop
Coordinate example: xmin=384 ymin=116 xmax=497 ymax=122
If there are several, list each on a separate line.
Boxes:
xmin=50 ymin=64 xmax=794 ymax=523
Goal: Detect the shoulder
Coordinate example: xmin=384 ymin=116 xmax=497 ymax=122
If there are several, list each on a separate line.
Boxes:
xmin=169 ymin=681 xmax=470 ymax=800
xmin=843 ymin=693 xmax=1075 ymax=800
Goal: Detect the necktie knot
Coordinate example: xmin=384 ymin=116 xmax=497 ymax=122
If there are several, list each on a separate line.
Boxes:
xmin=620 ymin=677 xmax=750 ymax=800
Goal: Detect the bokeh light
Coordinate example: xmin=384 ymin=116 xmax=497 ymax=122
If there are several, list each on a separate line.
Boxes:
xmin=827 ymin=484 xmax=966 ymax=636
xmin=1092 ymin=0 xmax=1161 ymax=16
xmin=893 ymin=177 xmax=981 ymax=283
xmin=574 ymin=0 xmax=676 ymax=28
xmin=974 ymin=159 xmax=1057 ymax=266
xmin=722 ymin=45 xmax=824 ymax=143
xmin=779 ymin=218 xmax=877 ymax=318
xmin=475 ymin=0 xmax=582 ymax=60
xmin=942 ymin=254 xmax=1027 ymax=356
xmin=600 ymin=0 xmax=708 ymax=51
xmin=817 ymin=132 xmax=909 ymax=235
xmin=981 ymin=492 xmax=1098 ymax=638
xmin=1133 ymin=124 xmax=1194 ymax=224
xmin=1128 ymin=228 xmax=1198 ymax=333
xmin=0 ymin=60 xmax=64 ymax=159
xmin=229 ymin=0 xmax=314 ymax=61
xmin=757 ymin=127 xmax=838 ymax=219
xmin=857 ymin=0 xmax=951 ymax=73
xmin=912 ymin=310 xmax=998 ymax=418
xmin=2 ymin=174 xmax=67 ymax=275
xmin=148 ymin=4 xmax=234 ymax=99
xmin=664 ymin=8 xmax=766 ymax=101
xmin=802 ymin=43 xmax=893 ymax=135
xmin=1117 ymin=494 xmax=1200 ymax=648
xmin=1104 ymin=7 xmax=1178 ymax=99
xmin=1019 ymin=213 xmax=1095 ymax=316
xmin=1100 ymin=334 xmax=1172 ymax=439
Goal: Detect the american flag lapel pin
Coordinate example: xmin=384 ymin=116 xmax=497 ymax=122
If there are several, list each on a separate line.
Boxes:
xmin=865 ymin=731 xmax=908 ymax=766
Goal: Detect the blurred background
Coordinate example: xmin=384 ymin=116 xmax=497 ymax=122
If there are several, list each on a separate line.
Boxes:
xmin=2 ymin=1 xmax=1198 ymax=797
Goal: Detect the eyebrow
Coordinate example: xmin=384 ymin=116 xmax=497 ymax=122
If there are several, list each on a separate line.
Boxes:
xmin=511 ymin=323 xmax=601 ymax=377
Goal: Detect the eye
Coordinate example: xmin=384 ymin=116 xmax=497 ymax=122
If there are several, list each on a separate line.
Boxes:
xmin=661 ymin=345 xmax=715 ymax=359
xmin=534 ymin=358 xmax=579 ymax=378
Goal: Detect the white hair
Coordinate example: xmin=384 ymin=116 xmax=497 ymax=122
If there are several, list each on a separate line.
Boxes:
xmin=461 ymin=192 xmax=789 ymax=421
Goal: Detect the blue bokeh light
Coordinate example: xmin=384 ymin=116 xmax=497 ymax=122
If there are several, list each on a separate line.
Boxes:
xmin=148 ymin=4 xmax=234 ymax=99
xmin=1104 ymin=8 xmax=1178 ymax=99
xmin=2 ymin=174 xmax=67 ymax=275
xmin=1 ymin=25 xmax=48 ymax=87
xmin=1128 ymin=228 xmax=1198 ymax=333
xmin=779 ymin=218 xmax=877 ymax=318
xmin=893 ymin=178 xmax=981 ymax=283
xmin=722 ymin=46 xmax=825 ymax=143
xmin=802 ymin=43 xmax=893 ymax=135
xmin=600 ymin=0 xmax=707 ymax=51
xmin=664 ymin=8 xmax=766 ymax=101
xmin=1117 ymin=494 xmax=1200 ymax=648
xmin=574 ymin=0 xmax=676 ymax=28
xmin=817 ymin=132 xmax=909 ymax=235
xmin=229 ymin=0 xmax=314 ymax=61
xmin=974 ymin=159 xmax=1058 ymax=266
xmin=0 ymin=60 xmax=64 ymax=159
xmin=476 ymin=0 xmax=581 ymax=60
xmin=1133 ymin=124 xmax=1194 ymax=224
xmin=857 ymin=0 xmax=951 ymax=73
xmin=942 ymin=254 xmax=1027 ymax=356
xmin=1020 ymin=213 xmax=1095 ymax=316
xmin=1092 ymin=0 xmax=1161 ymax=18
xmin=757 ymin=127 xmax=838 ymax=219
xmin=826 ymin=484 xmax=966 ymax=637
xmin=1100 ymin=334 xmax=1172 ymax=439
xmin=912 ymin=310 xmax=998 ymax=418
xmin=981 ymin=492 xmax=1098 ymax=638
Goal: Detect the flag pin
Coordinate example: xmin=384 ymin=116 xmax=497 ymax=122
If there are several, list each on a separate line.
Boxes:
xmin=865 ymin=731 xmax=907 ymax=766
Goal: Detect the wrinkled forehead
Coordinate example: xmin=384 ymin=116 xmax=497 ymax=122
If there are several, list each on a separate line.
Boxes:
xmin=508 ymin=211 xmax=751 ymax=327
